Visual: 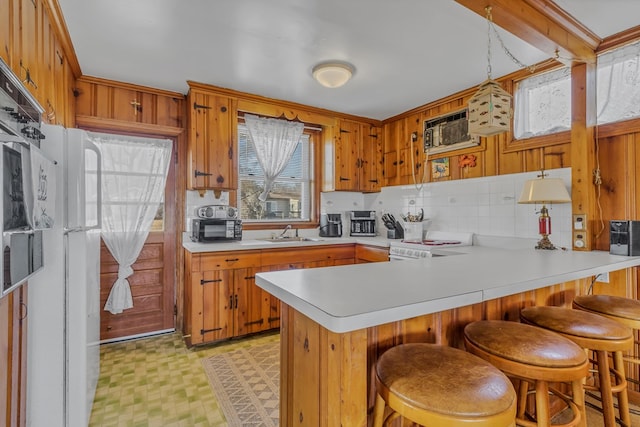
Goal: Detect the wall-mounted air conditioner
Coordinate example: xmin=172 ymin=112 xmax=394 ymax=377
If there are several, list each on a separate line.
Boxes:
xmin=423 ymin=109 xmax=479 ymax=155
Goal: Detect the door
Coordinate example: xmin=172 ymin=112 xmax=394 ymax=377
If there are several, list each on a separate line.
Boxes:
xmin=99 ymin=138 xmax=176 ymax=341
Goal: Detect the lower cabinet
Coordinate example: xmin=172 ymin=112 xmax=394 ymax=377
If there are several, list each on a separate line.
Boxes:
xmin=184 ymin=244 xmax=372 ymax=346
xmin=355 ymin=244 xmax=390 ymax=263
xmin=0 ymin=286 xmax=27 ymax=427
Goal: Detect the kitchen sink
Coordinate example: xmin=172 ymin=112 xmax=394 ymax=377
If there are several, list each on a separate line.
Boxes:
xmin=257 ymin=236 xmax=323 ymax=243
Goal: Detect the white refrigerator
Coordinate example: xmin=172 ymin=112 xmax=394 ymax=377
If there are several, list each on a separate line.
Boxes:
xmin=27 ymin=123 xmax=101 ymax=427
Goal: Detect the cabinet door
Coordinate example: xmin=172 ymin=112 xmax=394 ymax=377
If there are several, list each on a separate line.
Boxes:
xmin=200 ymin=269 xmax=233 ymax=342
xmin=360 ymin=125 xmax=382 ymax=192
xmin=334 ymin=120 xmax=360 ymax=191
xmin=233 ymin=267 xmax=270 ymax=336
xmin=260 ymin=262 xmax=304 ymax=330
xmin=188 ymin=90 xmax=237 ymax=189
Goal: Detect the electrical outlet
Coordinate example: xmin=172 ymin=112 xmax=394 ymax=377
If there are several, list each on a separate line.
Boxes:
xmin=597 ymin=271 xmax=610 ymax=283
xmin=573 ymin=214 xmax=587 ymax=230
xmin=573 ymin=231 xmax=587 ymax=249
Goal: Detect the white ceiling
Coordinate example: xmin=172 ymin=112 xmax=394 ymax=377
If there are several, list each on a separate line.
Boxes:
xmin=57 ymin=0 xmax=640 ymax=121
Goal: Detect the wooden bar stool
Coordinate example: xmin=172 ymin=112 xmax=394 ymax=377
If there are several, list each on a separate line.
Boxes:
xmin=372 ymin=343 xmax=517 ymax=426
xmin=520 ymin=305 xmax=634 ymax=427
xmin=464 ymin=320 xmax=589 ymax=427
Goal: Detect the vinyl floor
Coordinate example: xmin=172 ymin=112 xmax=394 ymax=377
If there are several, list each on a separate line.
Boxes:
xmin=88 ymin=331 xmax=279 ymax=427
xmin=89 ymin=330 xmax=639 ymax=426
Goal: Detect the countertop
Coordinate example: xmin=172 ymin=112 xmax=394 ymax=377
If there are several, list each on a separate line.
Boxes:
xmin=182 ymin=234 xmax=390 ymax=253
xmin=254 ymin=245 xmax=640 ymax=333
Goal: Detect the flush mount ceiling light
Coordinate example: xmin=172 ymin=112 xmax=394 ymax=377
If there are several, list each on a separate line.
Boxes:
xmin=312 ymin=62 xmax=354 ymax=88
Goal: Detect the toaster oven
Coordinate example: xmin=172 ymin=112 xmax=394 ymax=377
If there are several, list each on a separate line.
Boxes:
xmin=191 ymin=218 xmax=242 ymax=242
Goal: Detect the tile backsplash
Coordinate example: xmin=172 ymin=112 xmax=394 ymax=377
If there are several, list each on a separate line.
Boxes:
xmin=185 ymin=168 xmax=573 ymax=249
xmin=326 ymin=167 xmax=573 ymax=249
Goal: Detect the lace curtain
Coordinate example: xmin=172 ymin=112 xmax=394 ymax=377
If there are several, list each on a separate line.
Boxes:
xmin=244 ymin=114 xmax=304 ymax=202
xmin=91 ymin=134 xmax=172 ymax=315
xmin=597 ymin=40 xmax=640 ymax=124
xmin=513 ymin=67 xmax=571 ymax=139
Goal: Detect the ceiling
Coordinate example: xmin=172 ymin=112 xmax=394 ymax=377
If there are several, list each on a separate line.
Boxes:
xmin=57 ymin=0 xmax=640 ymax=121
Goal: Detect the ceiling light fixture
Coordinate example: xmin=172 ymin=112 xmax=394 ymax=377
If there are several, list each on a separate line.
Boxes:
xmin=312 ymin=62 xmax=354 ymax=88
xmin=468 ymin=6 xmax=535 ymax=137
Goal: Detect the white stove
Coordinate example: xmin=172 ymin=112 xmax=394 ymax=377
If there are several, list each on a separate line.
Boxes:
xmin=388 ymin=231 xmax=473 ymax=260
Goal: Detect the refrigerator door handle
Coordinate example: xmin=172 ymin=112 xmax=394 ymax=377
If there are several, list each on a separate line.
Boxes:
xmin=85 ymin=140 xmax=102 ymax=230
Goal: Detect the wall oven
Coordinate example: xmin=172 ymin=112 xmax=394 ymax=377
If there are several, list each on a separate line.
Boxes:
xmin=0 ymin=57 xmax=45 ymax=297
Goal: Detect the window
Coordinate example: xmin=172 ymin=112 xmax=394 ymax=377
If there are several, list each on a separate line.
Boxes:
xmin=597 ymin=40 xmax=640 ymax=125
xmin=513 ymin=67 xmax=571 ymax=139
xmin=237 ymin=123 xmax=312 ymax=222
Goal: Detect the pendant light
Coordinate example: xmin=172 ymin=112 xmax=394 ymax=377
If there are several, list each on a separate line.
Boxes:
xmin=468 ymin=7 xmax=534 ymax=137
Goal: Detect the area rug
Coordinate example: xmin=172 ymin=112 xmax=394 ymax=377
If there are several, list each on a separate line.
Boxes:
xmin=201 ymin=341 xmax=280 ymax=427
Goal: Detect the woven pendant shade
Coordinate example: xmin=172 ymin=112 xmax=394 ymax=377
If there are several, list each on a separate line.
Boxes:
xmin=468 ymin=79 xmax=512 ymax=136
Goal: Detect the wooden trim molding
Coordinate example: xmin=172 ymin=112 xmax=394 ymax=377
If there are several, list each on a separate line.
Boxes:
xmin=42 ymin=0 xmax=82 ymax=78
xmin=78 ymin=75 xmax=185 ymax=99
xmin=455 ymin=0 xmax=598 ymax=63
xmin=75 ymin=115 xmax=184 ymax=137
xmin=187 ymin=80 xmax=380 ymax=127
xmin=503 ymin=131 xmax=571 ymax=153
xmin=598 ymin=25 xmax=640 ymax=54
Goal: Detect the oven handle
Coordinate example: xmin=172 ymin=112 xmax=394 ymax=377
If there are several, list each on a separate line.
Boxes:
xmin=389 ymin=254 xmax=410 ymax=261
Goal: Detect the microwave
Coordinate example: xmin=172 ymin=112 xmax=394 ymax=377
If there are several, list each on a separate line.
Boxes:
xmin=191 ymin=218 xmax=242 ymax=242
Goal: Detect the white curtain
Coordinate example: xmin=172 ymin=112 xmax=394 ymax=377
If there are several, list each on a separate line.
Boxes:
xmin=597 ymin=40 xmax=640 ymax=124
xmin=92 ymin=134 xmax=172 ymax=315
xmin=244 ymin=114 xmax=304 ymax=201
xmin=513 ymin=67 xmax=571 ymax=139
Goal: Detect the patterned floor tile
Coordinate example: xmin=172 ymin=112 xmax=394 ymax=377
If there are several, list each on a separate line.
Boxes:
xmin=89 ymin=331 xmax=279 ymax=427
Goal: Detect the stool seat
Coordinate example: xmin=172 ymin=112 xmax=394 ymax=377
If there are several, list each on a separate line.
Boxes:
xmin=521 ymin=305 xmax=633 ymax=427
xmin=573 ymin=294 xmax=640 ymax=329
xmin=464 ymin=320 xmax=588 ymax=427
xmin=373 ymin=343 xmax=516 ymax=426
xmin=521 ymin=305 xmax=633 ymax=351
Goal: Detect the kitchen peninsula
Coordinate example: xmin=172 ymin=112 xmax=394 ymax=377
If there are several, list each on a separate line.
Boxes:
xmin=255 ymin=247 xmax=640 ymax=426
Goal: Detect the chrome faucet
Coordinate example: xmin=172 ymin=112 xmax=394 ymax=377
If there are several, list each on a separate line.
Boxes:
xmin=279 ymin=224 xmax=292 ymax=238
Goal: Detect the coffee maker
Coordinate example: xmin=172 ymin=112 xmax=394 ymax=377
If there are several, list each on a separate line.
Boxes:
xmin=610 ymin=220 xmax=640 ymax=256
xmin=319 ymin=213 xmax=342 ymax=237
xmin=350 ymin=210 xmax=376 ymax=236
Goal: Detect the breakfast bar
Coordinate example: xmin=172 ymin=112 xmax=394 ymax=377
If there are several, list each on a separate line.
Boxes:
xmin=255 ymin=247 xmax=640 ymax=426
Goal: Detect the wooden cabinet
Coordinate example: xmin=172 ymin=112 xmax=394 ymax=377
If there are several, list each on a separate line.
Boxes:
xmin=0 ymin=286 xmax=27 ymax=427
xmin=383 ymin=113 xmax=425 ymax=186
xmin=187 ymin=84 xmax=238 ymax=190
xmin=184 ymin=244 xmax=357 ymax=346
xmin=355 ymin=244 xmax=389 ymax=263
xmin=75 ymin=76 xmax=184 ymax=130
xmin=185 ymin=251 xmax=264 ymax=345
xmin=328 ymin=120 xmax=383 ymax=192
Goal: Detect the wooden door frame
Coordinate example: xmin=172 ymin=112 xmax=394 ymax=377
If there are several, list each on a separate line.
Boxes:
xmin=77 ymin=121 xmax=184 ymax=338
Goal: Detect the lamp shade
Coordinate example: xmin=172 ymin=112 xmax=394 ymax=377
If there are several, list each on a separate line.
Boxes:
xmin=468 ymin=79 xmax=512 ymax=136
xmin=518 ymin=177 xmax=571 ymax=204
xmin=312 ymin=62 xmax=354 ymax=88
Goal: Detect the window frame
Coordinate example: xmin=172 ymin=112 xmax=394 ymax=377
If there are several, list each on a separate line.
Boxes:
xmin=237 ymin=116 xmax=322 ymax=230
xmin=503 ymin=61 xmax=572 ymax=153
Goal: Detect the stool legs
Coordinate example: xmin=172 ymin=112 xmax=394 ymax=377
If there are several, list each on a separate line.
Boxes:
xmin=590 ymin=349 xmax=631 ymax=427
xmin=613 ymin=350 xmax=631 ymax=427
xmin=534 ymin=381 xmax=551 ymax=427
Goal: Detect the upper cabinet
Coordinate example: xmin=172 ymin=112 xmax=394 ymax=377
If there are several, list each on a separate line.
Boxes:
xmin=75 ymin=76 xmax=184 ymax=130
xmin=326 ymin=119 xmax=383 ymax=192
xmin=0 ymin=0 xmax=78 ymax=127
xmin=187 ymin=84 xmax=238 ymax=190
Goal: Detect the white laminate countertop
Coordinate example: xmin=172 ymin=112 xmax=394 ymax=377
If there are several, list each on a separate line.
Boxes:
xmin=254 ymin=246 xmax=640 ymax=333
xmin=182 ymin=235 xmax=390 ymax=253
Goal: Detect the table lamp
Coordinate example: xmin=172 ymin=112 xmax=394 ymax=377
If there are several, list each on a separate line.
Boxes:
xmin=518 ymin=173 xmax=571 ymax=250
